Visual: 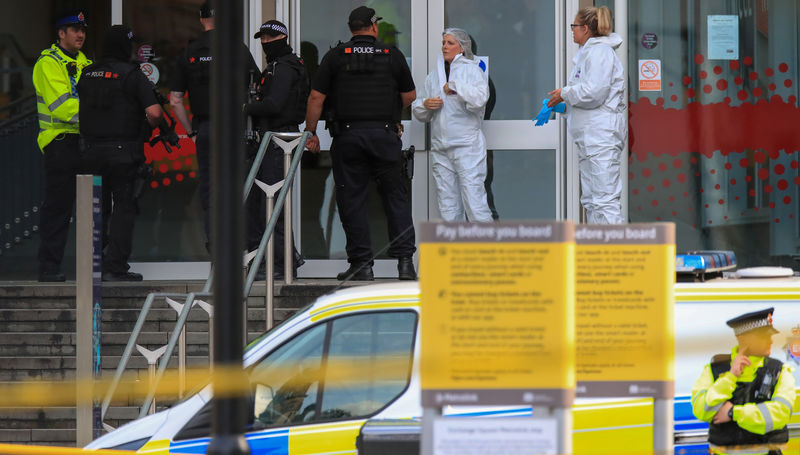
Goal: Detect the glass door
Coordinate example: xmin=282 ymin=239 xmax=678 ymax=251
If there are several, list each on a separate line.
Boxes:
xmin=428 ymin=0 xmax=568 ymax=222
xmin=291 ymin=0 xmax=575 ymax=278
xmin=291 ymin=0 xmax=426 ymax=278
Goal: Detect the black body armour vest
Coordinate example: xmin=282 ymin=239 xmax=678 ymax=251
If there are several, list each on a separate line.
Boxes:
xmin=257 ymin=53 xmax=309 ymax=131
xmin=332 ymin=37 xmax=399 ymax=123
xmin=185 ymin=37 xmax=212 ymax=119
xmin=79 ymin=60 xmax=145 ymax=141
xmin=708 ymin=356 xmax=788 ymax=446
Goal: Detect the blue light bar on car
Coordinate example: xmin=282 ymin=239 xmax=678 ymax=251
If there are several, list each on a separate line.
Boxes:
xmin=676 ymin=250 xmax=737 ymax=273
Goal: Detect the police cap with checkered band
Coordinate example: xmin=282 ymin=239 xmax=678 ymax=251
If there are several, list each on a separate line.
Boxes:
xmin=727 ymin=307 xmax=780 ymax=336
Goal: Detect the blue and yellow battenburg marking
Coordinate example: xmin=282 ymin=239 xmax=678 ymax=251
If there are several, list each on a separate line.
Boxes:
xmin=162 ymin=420 xmax=364 ymax=454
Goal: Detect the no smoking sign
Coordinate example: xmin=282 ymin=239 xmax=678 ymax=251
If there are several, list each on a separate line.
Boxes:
xmin=139 ymin=62 xmax=160 ymax=84
xmin=638 ymin=59 xmax=661 ymax=92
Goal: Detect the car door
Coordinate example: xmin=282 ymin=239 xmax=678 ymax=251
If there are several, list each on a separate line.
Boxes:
xmin=167 ymin=310 xmax=418 ymax=454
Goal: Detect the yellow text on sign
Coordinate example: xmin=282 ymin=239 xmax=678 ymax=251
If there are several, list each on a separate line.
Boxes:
xmin=420 ymin=242 xmax=575 ymax=391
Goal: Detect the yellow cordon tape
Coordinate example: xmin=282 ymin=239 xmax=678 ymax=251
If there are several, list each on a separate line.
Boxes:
xmin=0 ymin=444 xmax=134 ymax=455
xmin=0 ymin=357 xmax=414 ymax=408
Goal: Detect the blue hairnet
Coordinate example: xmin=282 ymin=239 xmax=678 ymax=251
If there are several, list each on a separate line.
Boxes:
xmin=443 ymin=28 xmax=473 ymax=60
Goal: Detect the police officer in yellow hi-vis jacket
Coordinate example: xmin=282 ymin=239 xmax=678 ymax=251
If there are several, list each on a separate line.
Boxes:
xmin=32 ymin=10 xmax=92 ymax=282
xmin=692 ymin=308 xmax=796 ymax=453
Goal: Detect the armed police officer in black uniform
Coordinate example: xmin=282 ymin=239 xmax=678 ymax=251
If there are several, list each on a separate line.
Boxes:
xmin=305 ymin=6 xmax=417 ymax=281
xmin=170 ymin=2 xmax=259 ymax=251
xmin=244 ymin=20 xmax=309 ymax=280
xmin=78 ymin=25 xmax=176 ymax=281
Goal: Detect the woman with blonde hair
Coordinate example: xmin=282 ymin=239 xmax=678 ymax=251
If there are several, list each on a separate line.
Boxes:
xmin=548 ymin=6 xmax=626 ymax=224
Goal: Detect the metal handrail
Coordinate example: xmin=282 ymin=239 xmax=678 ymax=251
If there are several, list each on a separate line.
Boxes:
xmin=100 ymin=130 xmax=308 ymax=421
xmin=243 ymin=132 xmax=309 ymax=296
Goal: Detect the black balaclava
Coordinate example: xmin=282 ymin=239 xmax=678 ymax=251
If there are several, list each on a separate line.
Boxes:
xmin=102 ymin=25 xmax=134 ymax=61
xmin=255 ymin=20 xmax=291 ymax=63
xmin=262 ymin=37 xmax=291 ymax=63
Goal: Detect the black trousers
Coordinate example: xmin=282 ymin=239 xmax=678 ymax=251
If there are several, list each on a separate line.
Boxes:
xmin=245 ymin=139 xmax=301 ymax=272
xmin=330 ymin=127 xmax=415 ymax=264
xmin=81 ymin=141 xmax=140 ymax=274
xmin=194 ymin=119 xmax=212 ymax=246
xmin=38 ymin=134 xmax=82 ymax=274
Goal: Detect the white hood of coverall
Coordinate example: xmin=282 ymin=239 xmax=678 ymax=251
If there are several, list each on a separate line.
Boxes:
xmin=411 ymin=53 xmax=488 ymax=151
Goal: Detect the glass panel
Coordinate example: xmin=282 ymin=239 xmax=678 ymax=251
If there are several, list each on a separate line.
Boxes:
xmin=298 ymin=0 xmax=412 ymax=261
xmin=628 ymin=0 xmax=800 ymax=266
xmin=124 ymin=0 xmax=208 ymax=262
xmin=483 ymin=150 xmax=557 ymax=220
xmin=251 ymin=323 xmax=326 ymax=428
xmin=444 ymin=0 xmax=555 ymax=120
xmin=594 ymin=0 xmax=615 ymax=15
xmin=321 ymin=311 xmax=416 ymax=419
xmin=0 ymin=1 xmax=109 ymax=279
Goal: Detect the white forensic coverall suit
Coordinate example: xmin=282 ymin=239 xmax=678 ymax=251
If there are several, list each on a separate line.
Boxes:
xmin=412 ymin=54 xmax=493 ymax=222
xmin=562 ymin=32 xmax=627 ymax=224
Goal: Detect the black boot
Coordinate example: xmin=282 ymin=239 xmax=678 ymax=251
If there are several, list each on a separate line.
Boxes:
xmin=397 ymin=257 xmax=416 ymax=280
xmin=336 ymin=262 xmax=374 ymax=281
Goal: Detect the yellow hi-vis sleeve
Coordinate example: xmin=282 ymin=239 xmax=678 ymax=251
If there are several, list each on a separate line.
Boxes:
xmin=33 ymin=55 xmax=79 ymax=124
xmin=691 ymin=364 xmax=737 ymax=422
xmin=732 ymin=364 xmax=796 ymax=435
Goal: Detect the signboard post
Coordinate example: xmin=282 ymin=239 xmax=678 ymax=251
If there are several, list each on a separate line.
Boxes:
xmin=574 ymin=223 xmax=675 ymax=453
xmin=76 ymin=175 xmax=102 ymax=445
xmin=419 ymin=221 xmax=575 ymax=455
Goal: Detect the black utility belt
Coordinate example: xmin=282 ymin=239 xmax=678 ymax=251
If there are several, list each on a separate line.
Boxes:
xmin=338 ymin=121 xmax=398 ymax=132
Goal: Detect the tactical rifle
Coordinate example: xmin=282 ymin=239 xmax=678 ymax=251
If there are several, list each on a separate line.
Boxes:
xmin=149 ymin=88 xmax=180 ymax=154
xmin=245 ymin=68 xmax=262 ymax=145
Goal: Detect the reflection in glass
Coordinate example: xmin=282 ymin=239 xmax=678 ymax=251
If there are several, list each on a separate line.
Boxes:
xmin=124 ymin=0 xmax=208 ymax=261
xmin=300 ymin=0 xmax=411 ymax=58
xmin=628 ymin=0 xmax=800 ymax=267
xmin=479 ymin=150 xmax=556 ymax=220
xmin=321 ymin=312 xmax=415 ymax=419
xmin=251 ymin=324 xmax=325 ymax=427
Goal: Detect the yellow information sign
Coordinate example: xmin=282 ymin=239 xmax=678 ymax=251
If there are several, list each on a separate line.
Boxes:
xmin=575 ymin=223 xmax=675 ymax=398
xmin=420 ymin=221 xmax=575 ymax=407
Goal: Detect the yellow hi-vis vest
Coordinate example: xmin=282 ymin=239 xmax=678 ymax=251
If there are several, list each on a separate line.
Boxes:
xmin=32 ymin=44 xmax=91 ymax=152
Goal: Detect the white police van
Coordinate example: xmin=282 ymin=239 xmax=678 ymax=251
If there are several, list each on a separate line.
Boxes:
xmin=86 ymin=279 xmax=800 ymax=454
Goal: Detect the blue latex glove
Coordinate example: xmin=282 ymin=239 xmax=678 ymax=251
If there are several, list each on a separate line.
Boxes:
xmin=533 ymin=99 xmax=553 ymax=126
xmin=552 ymin=102 xmax=566 ymax=113
xmin=534 ymin=107 xmax=551 ymax=126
